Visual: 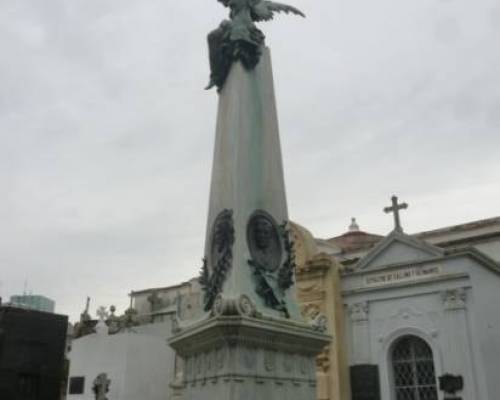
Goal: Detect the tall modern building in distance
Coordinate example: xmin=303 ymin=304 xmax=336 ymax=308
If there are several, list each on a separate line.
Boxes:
xmin=9 ymin=294 xmax=55 ymax=313
xmin=0 ymin=306 xmax=68 ymax=399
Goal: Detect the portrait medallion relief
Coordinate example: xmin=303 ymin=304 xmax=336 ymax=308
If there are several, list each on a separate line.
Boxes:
xmin=246 ymin=210 xmax=297 ymax=316
xmin=247 ymin=211 xmax=282 ymax=272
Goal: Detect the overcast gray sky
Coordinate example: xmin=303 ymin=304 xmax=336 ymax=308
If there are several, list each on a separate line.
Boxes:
xmin=1 ymin=0 xmax=499 ymax=321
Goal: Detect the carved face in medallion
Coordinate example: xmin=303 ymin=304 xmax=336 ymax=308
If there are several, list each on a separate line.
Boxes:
xmin=247 ymin=211 xmax=282 ymax=272
xmin=253 ymin=217 xmax=273 ymax=250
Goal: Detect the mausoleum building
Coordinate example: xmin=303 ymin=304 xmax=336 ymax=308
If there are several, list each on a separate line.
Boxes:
xmin=324 ymin=209 xmax=500 ymax=400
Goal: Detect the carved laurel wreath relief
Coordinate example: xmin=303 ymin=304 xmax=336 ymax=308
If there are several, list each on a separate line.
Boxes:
xmin=199 ymin=209 xmax=235 ymax=311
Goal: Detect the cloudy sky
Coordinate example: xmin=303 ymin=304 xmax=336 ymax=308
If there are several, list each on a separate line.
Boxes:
xmin=1 ymin=0 xmax=499 ymax=321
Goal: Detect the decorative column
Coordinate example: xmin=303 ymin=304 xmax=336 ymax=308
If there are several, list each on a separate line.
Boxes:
xmin=296 ymin=251 xmax=349 ymax=400
xmin=348 ymin=301 xmax=381 ymax=400
xmin=441 ymin=287 xmax=477 ymax=399
xmin=348 ymin=301 xmax=371 ymax=365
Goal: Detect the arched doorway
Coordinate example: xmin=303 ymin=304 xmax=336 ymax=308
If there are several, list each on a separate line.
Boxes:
xmin=391 ymin=335 xmax=438 ymax=400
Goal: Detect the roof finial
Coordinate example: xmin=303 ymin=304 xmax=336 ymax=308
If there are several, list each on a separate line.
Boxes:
xmin=349 ymin=217 xmax=360 ymax=232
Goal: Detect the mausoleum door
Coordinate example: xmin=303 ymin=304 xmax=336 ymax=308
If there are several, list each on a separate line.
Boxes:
xmin=391 ymin=335 xmax=438 ymax=400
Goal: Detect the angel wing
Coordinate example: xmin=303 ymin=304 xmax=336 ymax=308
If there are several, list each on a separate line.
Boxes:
xmin=250 ymin=0 xmax=305 ymax=22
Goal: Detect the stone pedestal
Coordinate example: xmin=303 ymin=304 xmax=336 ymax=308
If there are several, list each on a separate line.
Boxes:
xmin=170 ymin=316 xmax=328 ymax=400
xmin=170 ymin=48 xmax=329 ymax=399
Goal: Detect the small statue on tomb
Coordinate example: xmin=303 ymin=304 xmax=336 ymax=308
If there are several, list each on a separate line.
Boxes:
xmin=107 ymin=305 xmax=121 ymax=334
xmin=121 ymin=296 xmax=140 ymax=330
xmin=92 ymin=373 xmax=110 ymax=400
xmin=147 ymin=290 xmax=166 ymax=313
xmin=96 ymin=306 xmax=109 ymax=321
xmin=82 ymin=296 xmax=91 ymax=321
xmin=74 ymin=296 xmax=97 ymax=338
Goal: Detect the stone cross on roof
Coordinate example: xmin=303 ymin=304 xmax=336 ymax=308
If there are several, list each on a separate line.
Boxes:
xmin=383 ymin=195 xmax=408 ymax=232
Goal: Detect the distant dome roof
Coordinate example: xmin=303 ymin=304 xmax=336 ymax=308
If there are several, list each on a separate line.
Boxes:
xmin=327 ymin=219 xmax=383 ymax=253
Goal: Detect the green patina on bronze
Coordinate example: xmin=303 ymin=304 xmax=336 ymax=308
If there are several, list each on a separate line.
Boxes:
xmin=206 ymin=0 xmax=305 ymax=91
xmin=247 ymin=214 xmax=297 ymax=318
xmin=199 ymin=209 xmax=235 ymax=311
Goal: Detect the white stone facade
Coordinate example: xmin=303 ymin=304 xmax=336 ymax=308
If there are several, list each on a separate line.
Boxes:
xmin=67 ymin=321 xmax=175 ymax=400
xmin=341 ymin=230 xmax=500 ymax=400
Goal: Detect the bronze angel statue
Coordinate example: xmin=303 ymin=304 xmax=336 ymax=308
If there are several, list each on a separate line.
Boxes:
xmin=206 ymin=0 xmax=305 ymax=91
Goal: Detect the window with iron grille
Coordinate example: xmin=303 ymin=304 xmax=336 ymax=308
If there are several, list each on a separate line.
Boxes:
xmin=391 ymin=335 xmax=438 ymax=400
xmin=68 ymin=376 xmax=85 ymax=394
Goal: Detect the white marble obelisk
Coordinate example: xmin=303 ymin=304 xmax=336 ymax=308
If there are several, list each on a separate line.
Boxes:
xmin=169 ymin=49 xmax=329 ymax=400
xmin=202 ymin=47 xmax=301 ymax=320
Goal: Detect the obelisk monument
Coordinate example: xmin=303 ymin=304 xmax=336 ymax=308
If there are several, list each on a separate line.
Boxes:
xmin=169 ymin=2 xmax=330 ymax=399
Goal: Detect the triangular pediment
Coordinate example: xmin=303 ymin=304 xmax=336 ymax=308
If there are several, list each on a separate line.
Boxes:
xmin=356 ymin=230 xmax=444 ymax=270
